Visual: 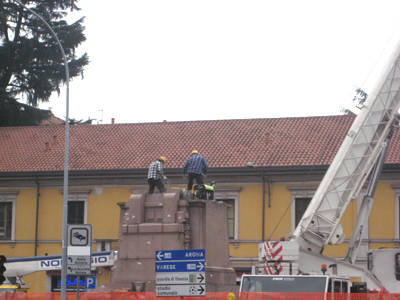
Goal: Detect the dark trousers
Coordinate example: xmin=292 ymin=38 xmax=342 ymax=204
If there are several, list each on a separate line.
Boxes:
xmin=148 ymin=178 xmax=165 ymax=194
xmin=187 ymin=173 xmax=203 ymax=190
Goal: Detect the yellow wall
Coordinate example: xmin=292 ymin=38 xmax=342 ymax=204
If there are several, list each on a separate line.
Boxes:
xmin=231 ymin=181 xmax=399 ymax=262
xmin=15 ymin=190 xmax=37 ymax=241
xmin=36 ymin=189 xmax=64 ymax=244
xmin=369 ymin=182 xmax=395 ymax=238
xmin=238 ymin=185 xmax=263 ymax=240
xmin=265 ymin=184 xmax=292 ymax=240
xmin=0 ymin=186 xmax=131 ymax=292
xmin=2 ymin=180 xmax=398 ymax=292
xmin=89 ymin=187 xmax=131 ymax=239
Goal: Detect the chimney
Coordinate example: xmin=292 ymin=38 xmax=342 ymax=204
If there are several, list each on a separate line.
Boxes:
xmin=111 ymin=118 xmax=115 ymax=124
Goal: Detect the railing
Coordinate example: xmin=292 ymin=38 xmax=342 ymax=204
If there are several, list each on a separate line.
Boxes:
xmin=238 ymin=292 xmax=400 ymax=300
xmin=0 ymin=292 xmax=233 ymax=300
xmin=0 ymin=292 xmax=399 ymax=300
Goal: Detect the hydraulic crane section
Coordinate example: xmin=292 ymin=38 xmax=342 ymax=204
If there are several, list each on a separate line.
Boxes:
xmin=293 ymin=43 xmax=400 ymax=254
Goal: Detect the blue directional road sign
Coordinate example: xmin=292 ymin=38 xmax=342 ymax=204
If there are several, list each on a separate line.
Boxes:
xmin=156 ymin=249 xmax=205 ymax=261
xmin=155 ymin=261 xmax=205 ymax=272
xmin=155 ymin=249 xmax=206 ymax=297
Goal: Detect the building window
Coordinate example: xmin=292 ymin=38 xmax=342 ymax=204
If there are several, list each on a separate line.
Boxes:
xmin=68 ymin=201 xmax=84 ymax=224
xmin=288 ymin=186 xmax=316 ymax=233
xmin=294 ymin=197 xmax=311 ymax=229
xmin=223 ymin=199 xmax=235 ymax=239
xmin=0 ymin=192 xmax=17 ymax=241
xmin=0 ymin=202 xmax=12 ymax=240
xmin=96 ymin=240 xmax=111 ymax=252
xmin=67 ymin=191 xmax=89 ymax=225
xmin=215 ymin=189 xmax=240 ymax=240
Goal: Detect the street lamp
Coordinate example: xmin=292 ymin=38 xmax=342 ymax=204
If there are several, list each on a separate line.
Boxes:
xmin=12 ymin=2 xmax=70 ymax=299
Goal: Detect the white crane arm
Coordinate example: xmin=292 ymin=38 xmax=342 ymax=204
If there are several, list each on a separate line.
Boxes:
xmin=4 ymin=251 xmax=117 ymax=277
xmin=293 ymin=41 xmax=400 ymax=254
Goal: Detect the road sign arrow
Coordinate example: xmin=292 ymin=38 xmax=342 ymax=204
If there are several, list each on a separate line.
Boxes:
xmin=197 ymin=285 xmax=205 ymax=295
xmin=197 ymin=262 xmax=204 ymax=271
xmin=156 ymin=252 xmax=164 ymax=261
xmin=197 ymin=273 xmax=205 ymax=283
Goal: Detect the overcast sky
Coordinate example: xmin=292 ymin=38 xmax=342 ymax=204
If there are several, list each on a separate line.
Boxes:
xmin=40 ymin=0 xmax=400 ymax=124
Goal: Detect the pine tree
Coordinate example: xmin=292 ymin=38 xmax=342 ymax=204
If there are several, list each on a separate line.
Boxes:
xmin=0 ymin=0 xmax=88 ymax=126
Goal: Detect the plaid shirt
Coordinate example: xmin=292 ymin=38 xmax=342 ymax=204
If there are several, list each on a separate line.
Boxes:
xmin=147 ymin=160 xmax=164 ymax=179
xmin=183 ymin=154 xmax=208 ymax=176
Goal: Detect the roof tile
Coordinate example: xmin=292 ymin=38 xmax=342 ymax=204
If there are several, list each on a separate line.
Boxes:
xmin=2 ymin=114 xmax=391 ymax=173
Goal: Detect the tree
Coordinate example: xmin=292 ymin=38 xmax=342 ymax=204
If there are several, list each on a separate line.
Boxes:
xmin=0 ymin=0 xmax=88 ymax=126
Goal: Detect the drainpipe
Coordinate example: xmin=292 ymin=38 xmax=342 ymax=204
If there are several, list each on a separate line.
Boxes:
xmin=34 ymin=180 xmax=40 ymax=256
xmin=262 ymin=170 xmax=265 ymax=242
xmin=267 ymin=179 xmax=271 ymax=208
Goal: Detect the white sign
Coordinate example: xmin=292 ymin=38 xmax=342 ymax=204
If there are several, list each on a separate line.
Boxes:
xmin=156 ymin=272 xmax=205 ymax=284
xmin=156 ymin=284 xmax=206 ymax=297
xmin=67 ymin=225 xmax=92 ymax=276
xmin=67 ymin=255 xmax=91 ymax=275
xmin=69 ymin=227 xmax=90 ymax=246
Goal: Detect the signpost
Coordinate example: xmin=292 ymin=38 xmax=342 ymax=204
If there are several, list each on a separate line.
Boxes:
xmin=67 ymin=224 xmax=92 ymax=300
xmin=67 ymin=225 xmax=92 ymax=276
xmin=155 ymin=249 xmax=206 ymax=297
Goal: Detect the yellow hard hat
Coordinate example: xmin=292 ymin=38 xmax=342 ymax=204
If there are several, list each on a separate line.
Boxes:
xmin=191 ymin=150 xmax=198 ymax=155
xmin=227 ymin=292 xmax=236 ymax=300
xmin=159 ymin=156 xmax=167 ymax=163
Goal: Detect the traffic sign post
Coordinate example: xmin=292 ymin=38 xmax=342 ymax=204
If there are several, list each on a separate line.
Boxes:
xmin=67 ymin=225 xmax=92 ymax=276
xmin=67 ymin=224 xmax=92 ymax=300
xmin=155 ymin=249 xmax=206 ymax=297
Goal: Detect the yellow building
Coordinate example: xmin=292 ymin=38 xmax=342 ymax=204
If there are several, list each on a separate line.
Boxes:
xmin=0 ymin=115 xmax=399 ymax=292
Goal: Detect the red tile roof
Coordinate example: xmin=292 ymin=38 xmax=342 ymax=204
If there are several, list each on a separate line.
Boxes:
xmin=1 ymin=115 xmax=398 ymax=173
xmin=39 ymin=113 xmax=64 ymax=125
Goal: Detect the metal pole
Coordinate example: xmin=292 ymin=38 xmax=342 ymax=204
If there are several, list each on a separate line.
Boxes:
xmin=76 ymin=276 xmax=80 ymax=300
xmin=12 ymin=2 xmax=70 ymax=300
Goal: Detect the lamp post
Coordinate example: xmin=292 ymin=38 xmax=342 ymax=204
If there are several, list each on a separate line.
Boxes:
xmin=13 ymin=2 xmax=70 ymax=299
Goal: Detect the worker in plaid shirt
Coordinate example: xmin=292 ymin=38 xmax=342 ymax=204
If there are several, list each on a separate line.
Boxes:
xmin=183 ymin=150 xmax=208 ymax=190
xmin=147 ymin=156 xmax=167 ymax=194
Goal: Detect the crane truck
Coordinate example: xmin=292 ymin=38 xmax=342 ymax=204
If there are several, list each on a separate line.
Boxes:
xmin=1 ymin=251 xmax=117 ymax=292
xmin=240 ymin=40 xmax=400 ymax=294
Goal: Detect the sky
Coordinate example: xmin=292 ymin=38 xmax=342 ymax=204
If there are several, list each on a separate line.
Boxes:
xmin=40 ymin=0 xmax=400 ymax=124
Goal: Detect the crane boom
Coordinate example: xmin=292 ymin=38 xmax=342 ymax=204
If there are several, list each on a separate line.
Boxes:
xmin=293 ymin=42 xmax=400 ymax=254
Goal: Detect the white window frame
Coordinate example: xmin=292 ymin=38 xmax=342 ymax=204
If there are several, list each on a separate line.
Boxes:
xmin=68 ymin=191 xmax=90 ymax=224
xmin=288 ymin=186 xmax=316 ymax=233
xmin=96 ymin=240 xmax=111 ymax=252
xmin=0 ymin=192 xmax=17 ymax=241
xmin=215 ymin=189 xmax=240 ymax=240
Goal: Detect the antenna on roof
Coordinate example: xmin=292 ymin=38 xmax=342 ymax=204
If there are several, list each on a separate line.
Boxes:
xmin=97 ymin=109 xmax=103 ymax=124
